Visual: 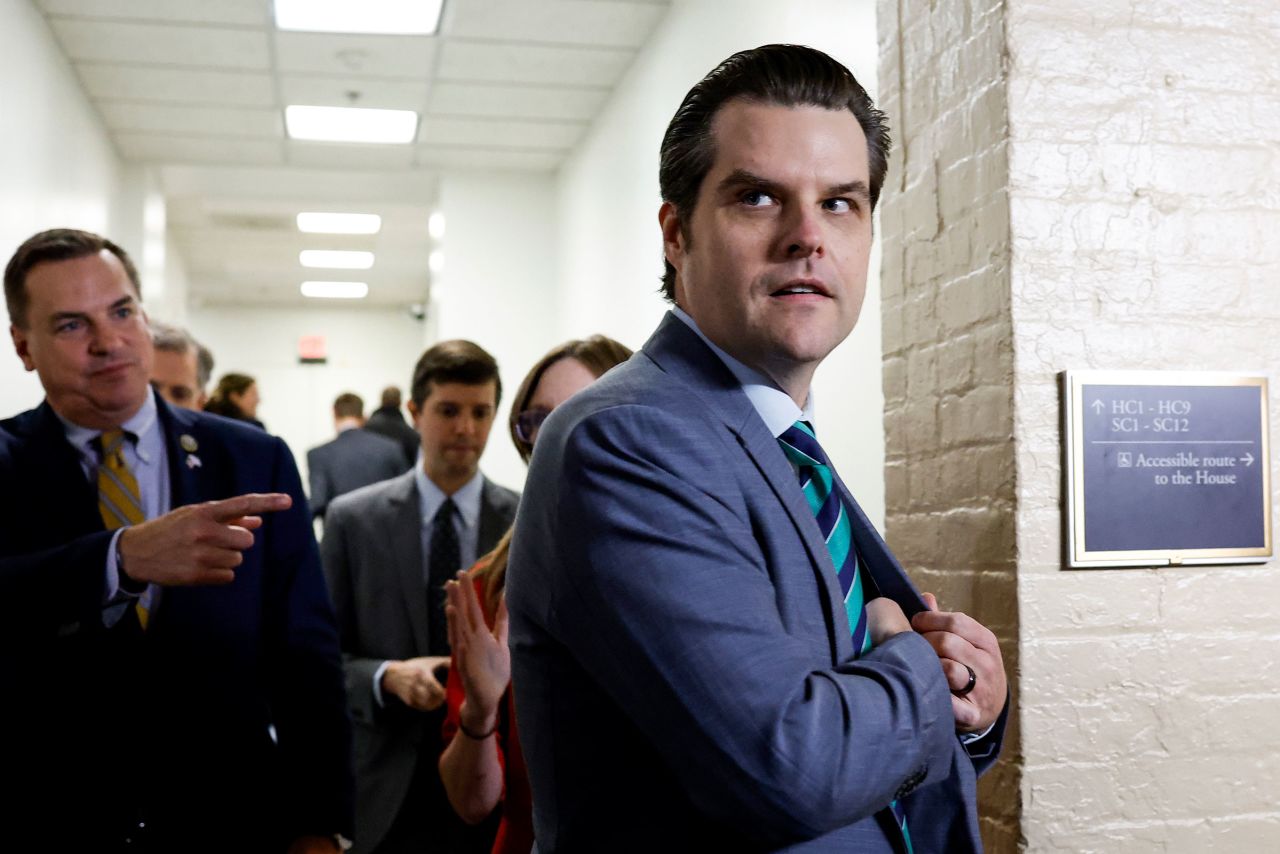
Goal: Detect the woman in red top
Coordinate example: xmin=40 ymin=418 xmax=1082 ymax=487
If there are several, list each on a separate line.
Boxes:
xmin=440 ymin=336 xmax=631 ymax=854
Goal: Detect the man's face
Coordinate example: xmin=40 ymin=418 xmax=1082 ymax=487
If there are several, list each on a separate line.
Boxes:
xmin=660 ymin=100 xmax=873 ymax=398
xmin=10 ymin=251 xmax=153 ymax=429
xmin=151 ymin=347 xmax=204 ymax=410
xmin=409 ymin=380 xmax=498 ymax=488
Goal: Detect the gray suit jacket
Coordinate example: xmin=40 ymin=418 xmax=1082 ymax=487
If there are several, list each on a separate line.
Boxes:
xmin=307 ymin=427 xmax=407 ymax=519
xmin=507 ymin=313 xmax=1005 ymax=852
xmin=321 ymin=470 xmax=519 ymax=851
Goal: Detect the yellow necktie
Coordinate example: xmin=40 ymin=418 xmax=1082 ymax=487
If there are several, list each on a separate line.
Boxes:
xmin=97 ymin=430 xmax=150 ymax=629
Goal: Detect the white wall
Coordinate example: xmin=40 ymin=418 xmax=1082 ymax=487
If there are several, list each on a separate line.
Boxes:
xmin=188 ymin=304 xmax=429 ymax=492
xmin=554 ymin=0 xmax=887 ymax=526
xmin=431 ymin=170 xmax=559 ymax=494
xmin=0 ymin=0 xmax=124 ymax=417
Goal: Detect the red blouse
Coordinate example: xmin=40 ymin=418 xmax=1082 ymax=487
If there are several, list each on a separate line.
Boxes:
xmin=442 ymin=570 xmax=533 ymax=854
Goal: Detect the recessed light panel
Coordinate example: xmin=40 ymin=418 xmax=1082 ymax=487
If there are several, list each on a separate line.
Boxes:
xmin=301 ymin=281 xmax=369 ymax=299
xmin=285 ymin=105 xmax=418 ymax=144
xmin=297 ymin=212 xmax=382 ymax=234
xmin=300 ymin=250 xmax=375 ymax=269
xmin=274 ymin=0 xmax=445 ymax=35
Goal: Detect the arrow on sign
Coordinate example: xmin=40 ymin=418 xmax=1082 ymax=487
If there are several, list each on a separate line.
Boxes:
xmin=1091 ymin=400 xmax=1105 ymax=415
xmin=1242 ymin=453 xmax=1255 ymax=467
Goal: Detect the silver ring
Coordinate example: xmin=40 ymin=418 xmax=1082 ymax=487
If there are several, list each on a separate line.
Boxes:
xmin=955 ymin=664 xmax=977 ymax=697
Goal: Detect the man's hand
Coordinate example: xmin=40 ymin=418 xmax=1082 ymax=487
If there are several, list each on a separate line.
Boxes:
xmin=445 ymin=572 xmax=510 ymax=735
xmin=117 ymin=493 xmax=292 ymax=587
xmin=911 ymin=592 xmax=1007 ymax=733
xmin=865 ymin=596 xmax=912 ymax=646
xmin=382 ymin=656 xmax=450 ymax=712
xmin=286 ymin=835 xmax=342 ymax=854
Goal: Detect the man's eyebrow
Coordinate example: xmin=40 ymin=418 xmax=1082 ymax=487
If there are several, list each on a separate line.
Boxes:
xmin=716 ymin=169 xmax=783 ymax=195
xmin=828 ymin=181 xmax=872 ymax=202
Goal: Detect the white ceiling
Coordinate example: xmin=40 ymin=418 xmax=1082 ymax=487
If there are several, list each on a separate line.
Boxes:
xmin=33 ymin=0 xmax=672 ymax=306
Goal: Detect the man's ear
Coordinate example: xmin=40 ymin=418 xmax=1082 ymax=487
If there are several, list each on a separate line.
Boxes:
xmin=10 ymin=324 xmax=35 ymax=372
xmin=406 ymin=399 xmax=420 ymax=425
xmin=659 ymin=201 xmax=685 ymax=272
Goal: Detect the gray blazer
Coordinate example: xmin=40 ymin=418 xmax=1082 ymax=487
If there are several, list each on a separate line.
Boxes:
xmin=307 ymin=428 xmax=407 ymax=519
xmin=507 ymin=313 xmax=1006 ymax=852
xmin=321 ymin=470 xmax=519 ymax=852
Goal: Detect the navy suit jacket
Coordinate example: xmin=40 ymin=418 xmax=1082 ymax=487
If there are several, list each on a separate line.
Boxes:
xmin=0 ymin=398 xmax=354 ymax=852
xmin=507 ymin=314 xmax=1006 ymax=852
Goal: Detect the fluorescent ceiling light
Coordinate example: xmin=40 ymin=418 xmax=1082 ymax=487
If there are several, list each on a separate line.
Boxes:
xmin=429 ymin=250 xmax=445 ymax=274
xmin=428 ymin=211 xmax=446 ymax=240
xmin=297 ymin=212 xmax=382 ymax=234
xmin=286 ymin=105 xmax=417 ymax=144
xmin=301 ymin=281 xmax=369 ymax=299
xmin=274 ymin=0 xmax=444 ymax=34
xmin=300 ymin=250 xmax=374 ymax=269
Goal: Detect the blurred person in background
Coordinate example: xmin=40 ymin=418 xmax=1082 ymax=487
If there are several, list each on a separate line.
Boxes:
xmin=307 ymin=391 xmax=408 ymax=521
xmin=149 ymin=319 xmax=209 ymax=410
xmin=439 ymin=335 xmax=631 ymax=854
xmin=205 ymin=371 xmax=264 ymax=430
xmin=365 ymin=385 xmax=419 ymax=469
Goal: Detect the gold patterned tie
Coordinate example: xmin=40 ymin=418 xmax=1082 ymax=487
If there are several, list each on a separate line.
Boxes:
xmin=97 ymin=430 xmax=150 ymax=629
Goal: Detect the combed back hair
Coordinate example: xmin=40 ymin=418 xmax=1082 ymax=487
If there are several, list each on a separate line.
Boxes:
xmin=4 ymin=228 xmax=142 ymax=328
xmin=150 ymin=320 xmax=194 ymax=356
xmin=657 ymin=43 xmax=891 ymax=301
xmin=410 ymin=340 xmax=502 ymax=409
xmin=333 ymin=392 xmax=364 ymax=419
xmin=380 ymin=386 xmax=402 ymax=408
xmin=475 ymin=334 xmax=633 ymax=616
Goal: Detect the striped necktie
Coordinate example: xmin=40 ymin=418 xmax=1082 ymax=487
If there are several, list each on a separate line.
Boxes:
xmin=777 ymin=420 xmax=913 ymax=854
xmin=97 ymin=430 xmax=151 ymax=629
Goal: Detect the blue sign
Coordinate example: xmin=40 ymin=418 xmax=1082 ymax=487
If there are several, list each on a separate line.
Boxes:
xmin=1064 ymin=372 xmax=1271 ymax=567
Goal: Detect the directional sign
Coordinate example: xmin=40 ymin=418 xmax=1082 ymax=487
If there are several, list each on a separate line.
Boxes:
xmin=1062 ymin=371 xmax=1272 ymax=568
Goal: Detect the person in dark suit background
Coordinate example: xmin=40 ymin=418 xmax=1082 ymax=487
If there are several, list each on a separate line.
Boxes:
xmin=307 ymin=391 xmax=407 ymax=520
xmin=365 ymin=385 xmax=419 ymax=468
xmin=149 ymin=319 xmax=213 ymax=411
xmin=321 ymin=340 xmax=519 ymax=854
xmin=506 ymin=45 xmax=1008 ymax=852
xmin=0 ymin=228 xmax=353 ymax=852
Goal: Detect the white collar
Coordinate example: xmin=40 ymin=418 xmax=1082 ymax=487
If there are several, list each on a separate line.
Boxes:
xmin=55 ymin=387 xmax=160 ymax=457
xmin=414 ymin=464 xmax=484 ymax=529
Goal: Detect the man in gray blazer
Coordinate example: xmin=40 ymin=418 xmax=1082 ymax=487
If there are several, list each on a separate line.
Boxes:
xmin=322 ymin=341 xmax=519 ymax=853
xmin=507 ymin=45 xmax=1008 ymax=852
xmin=307 ymin=391 xmax=406 ymax=520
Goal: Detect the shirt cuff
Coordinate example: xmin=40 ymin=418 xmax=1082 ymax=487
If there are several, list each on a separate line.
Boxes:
xmin=959 ymin=720 xmax=996 ymax=744
xmin=373 ymin=660 xmax=391 ymax=708
xmin=103 ymin=528 xmax=135 ymax=604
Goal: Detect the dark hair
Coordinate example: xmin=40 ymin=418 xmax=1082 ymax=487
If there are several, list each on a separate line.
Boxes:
xmin=380 ymin=385 xmax=402 ymax=408
xmin=477 ymin=334 xmax=632 ymax=615
xmin=658 ymin=44 xmax=891 ymax=301
xmin=205 ymin=372 xmax=256 ymax=419
xmin=507 ymin=335 xmax=633 ymax=463
xmin=410 ymin=340 xmax=502 ymax=409
xmin=4 ymin=228 xmax=142 ymax=328
xmin=195 ymin=342 xmax=215 ymax=389
xmin=333 ymin=392 xmax=364 ymax=419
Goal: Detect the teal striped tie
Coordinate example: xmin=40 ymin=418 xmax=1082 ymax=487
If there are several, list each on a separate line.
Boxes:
xmin=777 ymin=420 xmax=913 ymax=854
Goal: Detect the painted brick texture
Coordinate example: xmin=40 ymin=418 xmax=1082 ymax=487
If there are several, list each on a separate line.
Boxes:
xmin=877 ymin=0 xmax=1020 ymax=851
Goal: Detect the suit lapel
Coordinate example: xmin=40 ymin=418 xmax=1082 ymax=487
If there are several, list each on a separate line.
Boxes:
xmin=833 ymin=473 xmax=926 ymax=617
xmin=387 ymin=473 xmax=430 ymax=653
xmin=26 ymin=402 xmax=102 ymax=534
xmin=157 ymin=401 xmax=214 ymax=509
xmin=476 ymin=478 xmax=508 ymax=557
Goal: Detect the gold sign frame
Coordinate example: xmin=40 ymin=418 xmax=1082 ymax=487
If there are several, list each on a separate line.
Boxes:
xmin=1062 ymin=370 xmax=1272 ymax=569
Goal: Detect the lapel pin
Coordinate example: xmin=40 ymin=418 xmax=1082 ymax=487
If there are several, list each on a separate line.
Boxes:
xmin=180 ymin=434 xmax=198 ymax=452
xmin=185 ymin=454 xmax=202 ymax=470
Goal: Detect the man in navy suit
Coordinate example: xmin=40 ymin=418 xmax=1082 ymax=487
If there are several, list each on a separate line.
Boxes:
xmin=307 ymin=391 xmax=407 ymax=520
xmin=507 ymin=45 xmax=1008 ymax=851
xmin=0 ymin=229 xmax=354 ymax=852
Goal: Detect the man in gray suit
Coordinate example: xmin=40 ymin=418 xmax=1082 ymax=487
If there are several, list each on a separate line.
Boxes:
xmin=322 ymin=341 xmax=519 ymax=853
xmin=307 ymin=391 xmax=406 ymax=520
xmin=507 ymin=45 xmax=1008 ymax=852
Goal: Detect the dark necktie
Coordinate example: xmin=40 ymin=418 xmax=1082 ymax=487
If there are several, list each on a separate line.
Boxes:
xmin=777 ymin=420 xmax=913 ymax=854
xmin=426 ymin=497 xmax=460 ymax=655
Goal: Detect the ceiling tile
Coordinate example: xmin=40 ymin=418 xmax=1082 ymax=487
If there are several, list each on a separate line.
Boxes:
xmin=50 ymin=19 xmax=270 ymax=69
xmin=286 ymin=141 xmax=417 ymax=170
xmin=438 ymin=40 xmax=633 ymax=87
xmin=415 ymin=147 xmax=563 ymax=172
xmin=418 ymin=116 xmax=584 ymax=150
xmin=99 ymin=102 xmax=282 ymax=137
xmin=38 ymin=0 xmax=268 ymax=27
xmin=78 ymin=63 xmax=276 ymax=106
xmin=280 ymin=75 xmax=429 ymax=111
xmin=274 ymin=32 xmax=437 ymax=78
xmin=447 ymin=0 xmax=667 ymax=48
xmin=428 ymin=81 xmax=606 ymax=121
xmin=114 ymin=132 xmax=284 ymax=166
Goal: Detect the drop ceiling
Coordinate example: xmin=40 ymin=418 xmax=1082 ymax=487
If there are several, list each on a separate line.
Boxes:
xmin=33 ymin=0 xmax=672 ymax=306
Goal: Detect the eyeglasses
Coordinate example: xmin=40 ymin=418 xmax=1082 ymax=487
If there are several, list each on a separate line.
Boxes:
xmin=515 ymin=407 xmax=552 ymax=444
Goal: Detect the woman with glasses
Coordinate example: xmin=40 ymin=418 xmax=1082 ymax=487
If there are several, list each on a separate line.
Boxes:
xmin=440 ymin=335 xmax=632 ymax=854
